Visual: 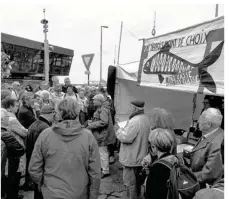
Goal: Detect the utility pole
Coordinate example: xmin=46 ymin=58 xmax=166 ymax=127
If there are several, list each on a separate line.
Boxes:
xmin=215 ymin=4 xmax=219 ymax=17
xmin=117 ymin=21 xmax=123 ymax=66
xmin=41 ymin=9 xmax=49 ymax=82
xmin=100 ymin=26 xmax=108 ymax=84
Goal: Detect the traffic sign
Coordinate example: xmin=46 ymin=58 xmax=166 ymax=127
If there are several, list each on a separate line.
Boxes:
xmin=81 ymin=54 xmax=94 ymax=71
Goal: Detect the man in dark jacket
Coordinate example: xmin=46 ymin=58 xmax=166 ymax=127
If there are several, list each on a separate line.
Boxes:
xmin=98 ymin=86 xmax=116 ymax=164
xmin=87 ymin=94 xmax=115 ymax=178
xmin=18 ymin=92 xmax=36 ymax=129
xmin=25 ymin=105 xmax=55 ymax=198
xmin=62 ymin=77 xmax=78 ymax=94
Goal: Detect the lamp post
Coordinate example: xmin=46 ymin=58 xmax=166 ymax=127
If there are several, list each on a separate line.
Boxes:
xmin=100 ymin=25 xmax=108 ymax=85
xmin=151 ymin=11 xmax=156 ymax=36
xmin=41 ymin=9 xmax=49 ymax=82
xmin=215 ymin=4 xmax=219 ymax=17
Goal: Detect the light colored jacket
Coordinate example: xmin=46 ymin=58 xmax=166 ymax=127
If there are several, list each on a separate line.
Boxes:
xmin=29 ymin=120 xmax=101 ymax=199
xmin=116 ymin=114 xmax=150 ymax=167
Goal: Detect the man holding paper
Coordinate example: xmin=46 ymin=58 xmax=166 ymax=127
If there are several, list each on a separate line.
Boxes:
xmin=116 ymin=100 xmax=150 ymax=199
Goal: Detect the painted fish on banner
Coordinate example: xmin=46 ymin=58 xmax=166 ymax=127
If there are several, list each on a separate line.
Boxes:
xmin=138 ymin=16 xmax=224 ymax=96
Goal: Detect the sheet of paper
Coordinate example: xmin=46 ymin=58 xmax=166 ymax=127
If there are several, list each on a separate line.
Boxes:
xmin=177 ymin=144 xmax=194 ymax=154
xmin=118 ymin=121 xmax=128 ymax=128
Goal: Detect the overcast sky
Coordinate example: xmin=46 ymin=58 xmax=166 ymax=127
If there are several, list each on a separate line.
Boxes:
xmin=0 ymin=1 xmax=224 ymax=84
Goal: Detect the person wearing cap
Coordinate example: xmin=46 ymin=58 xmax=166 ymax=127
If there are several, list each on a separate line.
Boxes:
xmin=87 ymin=94 xmax=115 ymax=178
xmin=25 ymin=105 xmax=55 ymax=197
xmin=29 ymin=98 xmax=101 ymax=199
xmin=116 ymin=100 xmax=150 ymax=199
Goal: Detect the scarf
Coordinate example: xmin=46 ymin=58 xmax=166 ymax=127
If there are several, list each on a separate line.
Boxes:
xmin=129 ymin=109 xmax=144 ymax=120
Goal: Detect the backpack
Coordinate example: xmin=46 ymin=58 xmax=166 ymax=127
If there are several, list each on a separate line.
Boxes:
xmin=158 ymin=155 xmax=200 ymax=199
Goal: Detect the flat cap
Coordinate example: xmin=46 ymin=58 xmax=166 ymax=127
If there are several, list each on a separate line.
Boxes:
xmin=40 ymin=105 xmax=55 ymax=114
xmin=131 ymin=100 xmax=145 ymax=108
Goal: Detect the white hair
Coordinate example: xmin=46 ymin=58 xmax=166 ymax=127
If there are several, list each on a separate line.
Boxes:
xmin=202 ymin=108 xmax=223 ymax=127
xmin=12 ymin=81 xmax=20 ymax=87
xmin=40 ymin=90 xmax=50 ymax=99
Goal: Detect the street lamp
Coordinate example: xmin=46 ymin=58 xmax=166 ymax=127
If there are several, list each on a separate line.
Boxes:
xmin=151 ymin=11 xmax=156 ymax=36
xmin=41 ymin=9 xmax=49 ymax=82
xmin=100 ymin=25 xmax=108 ymax=85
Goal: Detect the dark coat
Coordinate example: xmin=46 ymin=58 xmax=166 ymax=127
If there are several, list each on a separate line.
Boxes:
xmin=1 ymin=126 xmax=25 ymax=181
xmin=1 ymin=126 xmax=25 ymax=158
xmin=87 ymin=94 xmax=96 ymax=120
xmin=146 ymin=153 xmax=173 ymax=199
xmin=26 ymin=116 xmax=51 ymax=163
xmin=190 ymin=128 xmax=224 ymax=187
xmin=18 ymin=105 xmax=36 ymax=129
xmin=1 ymin=140 xmax=7 ymax=177
xmin=88 ymin=104 xmax=115 ymax=146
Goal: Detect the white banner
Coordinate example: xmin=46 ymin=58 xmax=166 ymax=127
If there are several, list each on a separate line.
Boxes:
xmin=138 ymin=17 xmax=224 ymax=96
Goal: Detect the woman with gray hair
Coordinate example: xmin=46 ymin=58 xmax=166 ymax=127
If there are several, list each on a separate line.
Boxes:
xmin=29 ymin=98 xmax=101 ymax=199
xmin=145 ymin=128 xmax=176 ymax=199
xmin=142 ymin=108 xmax=177 ymax=167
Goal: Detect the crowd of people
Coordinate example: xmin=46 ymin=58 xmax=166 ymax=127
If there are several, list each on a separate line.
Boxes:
xmin=1 ymin=76 xmax=224 ymax=199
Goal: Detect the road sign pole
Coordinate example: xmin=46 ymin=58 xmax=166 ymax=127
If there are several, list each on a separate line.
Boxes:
xmin=88 ymin=74 xmax=90 ymax=85
xmin=82 ymin=54 xmax=95 ymax=85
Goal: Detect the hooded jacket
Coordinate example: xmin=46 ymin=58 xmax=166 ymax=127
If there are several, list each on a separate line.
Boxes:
xmin=29 ymin=120 xmax=101 ymax=199
xmin=88 ymin=102 xmax=115 ymax=146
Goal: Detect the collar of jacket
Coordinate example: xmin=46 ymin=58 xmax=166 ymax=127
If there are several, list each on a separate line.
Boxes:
xmin=203 ymin=128 xmax=219 ymax=139
xmin=159 ymin=152 xmax=171 ymax=160
xmin=23 ymin=104 xmax=34 ymax=112
xmin=129 ymin=109 xmax=144 ymax=120
xmin=39 ymin=115 xmax=51 ymax=126
xmin=192 ymin=128 xmax=223 ymax=153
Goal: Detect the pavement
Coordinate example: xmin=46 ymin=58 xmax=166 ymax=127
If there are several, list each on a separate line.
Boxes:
xmin=22 ymin=153 xmax=127 ymax=199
